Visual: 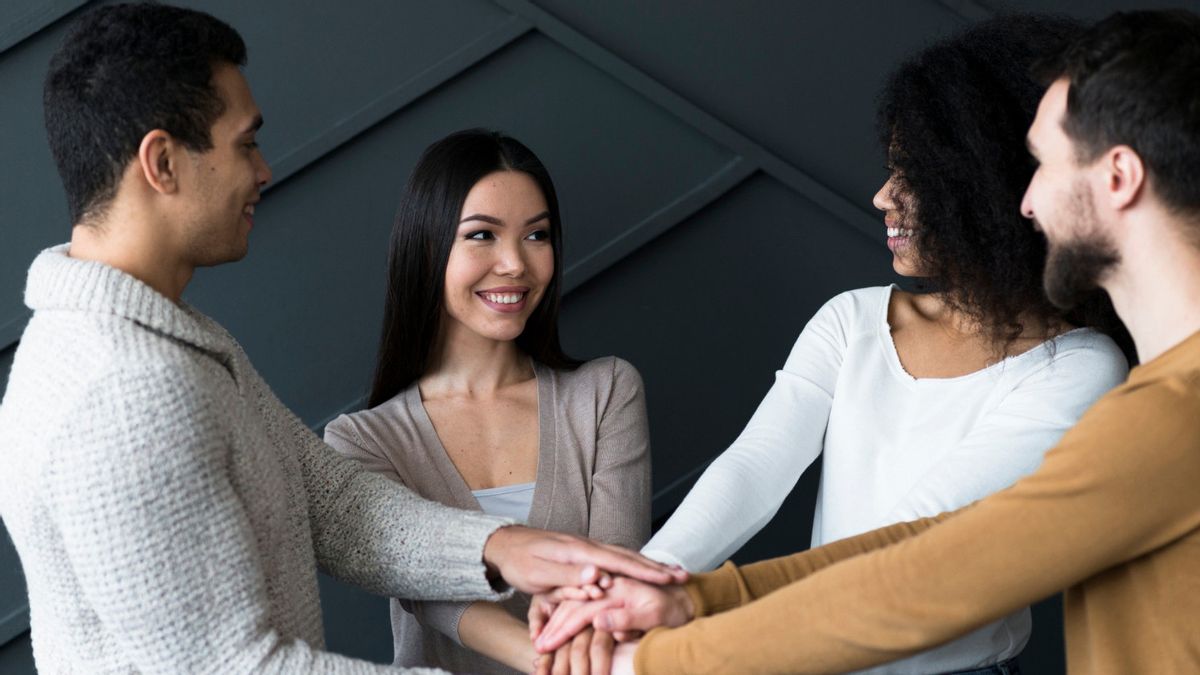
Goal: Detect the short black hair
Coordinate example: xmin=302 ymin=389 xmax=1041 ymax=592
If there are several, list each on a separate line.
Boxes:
xmin=877 ymin=14 xmax=1130 ymax=354
xmin=368 ymin=129 xmax=580 ymax=408
xmin=1037 ymin=10 xmax=1200 ymax=220
xmin=43 ymin=2 xmax=247 ymax=225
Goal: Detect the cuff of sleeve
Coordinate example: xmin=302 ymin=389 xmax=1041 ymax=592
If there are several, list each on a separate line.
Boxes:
xmin=639 ymin=548 xmax=689 ymax=570
xmin=685 ymin=560 xmax=749 ymax=617
xmin=431 ymin=514 xmax=518 ymax=601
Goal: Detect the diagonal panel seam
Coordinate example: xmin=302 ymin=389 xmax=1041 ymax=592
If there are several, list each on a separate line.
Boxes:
xmin=931 ymin=0 xmax=996 ymax=22
xmin=1 ymin=311 xmax=31 ymax=354
xmin=264 ymin=14 xmax=534 ymax=191
xmin=0 ymin=602 xmax=30 ymax=650
xmin=564 ymin=157 xmax=755 ymax=293
xmin=0 ymin=0 xmax=90 ymax=55
xmin=491 ymin=0 xmax=881 ymax=241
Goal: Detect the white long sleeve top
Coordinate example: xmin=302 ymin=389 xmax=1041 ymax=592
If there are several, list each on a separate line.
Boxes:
xmin=643 ymin=285 xmax=1128 ymax=674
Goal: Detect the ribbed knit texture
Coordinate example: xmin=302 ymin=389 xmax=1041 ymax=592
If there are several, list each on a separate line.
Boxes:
xmin=0 ymin=245 xmax=514 ymax=674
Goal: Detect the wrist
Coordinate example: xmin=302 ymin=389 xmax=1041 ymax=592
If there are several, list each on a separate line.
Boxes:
xmin=667 ymin=583 xmax=695 ymax=624
xmin=482 ymin=524 xmax=518 ymax=591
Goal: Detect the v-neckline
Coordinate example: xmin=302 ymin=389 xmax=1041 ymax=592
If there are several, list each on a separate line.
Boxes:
xmin=406 ymin=362 xmax=557 ymax=527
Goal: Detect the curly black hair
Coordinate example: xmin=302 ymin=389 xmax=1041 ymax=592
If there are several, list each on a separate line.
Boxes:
xmin=878 ymin=13 xmax=1132 ymax=359
xmin=44 ymin=2 xmax=246 ymax=225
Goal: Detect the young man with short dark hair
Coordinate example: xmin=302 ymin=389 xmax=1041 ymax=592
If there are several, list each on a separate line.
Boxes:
xmin=0 ymin=4 xmax=681 ymax=672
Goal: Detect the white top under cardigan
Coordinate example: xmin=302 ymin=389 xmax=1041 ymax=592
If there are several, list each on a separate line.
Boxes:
xmin=643 ymin=285 xmax=1128 ymax=674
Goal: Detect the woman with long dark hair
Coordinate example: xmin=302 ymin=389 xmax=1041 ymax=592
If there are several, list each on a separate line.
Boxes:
xmin=631 ymin=15 xmax=1132 ymax=675
xmin=325 ymin=129 xmax=650 ymax=674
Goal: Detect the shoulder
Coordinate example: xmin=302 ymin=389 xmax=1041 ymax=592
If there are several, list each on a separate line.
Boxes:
xmin=1026 ymin=328 xmax=1129 ymax=388
xmin=323 ymin=386 xmax=423 ymax=455
xmin=556 ymin=356 xmax=644 ymax=393
xmin=805 ymin=285 xmax=891 ymax=337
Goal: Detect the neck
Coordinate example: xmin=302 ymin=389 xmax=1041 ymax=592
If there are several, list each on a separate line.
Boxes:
xmin=69 ymin=204 xmax=192 ymax=303
xmin=1104 ymin=222 xmax=1200 ymax=363
xmin=421 ymin=324 xmax=532 ymax=397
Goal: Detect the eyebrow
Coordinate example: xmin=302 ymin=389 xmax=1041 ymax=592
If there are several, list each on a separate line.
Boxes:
xmin=242 ymin=114 xmax=264 ymax=135
xmin=459 ymin=211 xmax=551 ymax=226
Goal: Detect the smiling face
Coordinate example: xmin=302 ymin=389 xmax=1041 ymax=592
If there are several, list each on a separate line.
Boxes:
xmin=1021 ymin=78 xmax=1120 ymax=308
xmin=441 ymin=170 xmax=554 ymax=346
xmin=872 ymin=171 xmax=925 ymax=276
xmin=176 ymin=63 xmax=271 ymax=267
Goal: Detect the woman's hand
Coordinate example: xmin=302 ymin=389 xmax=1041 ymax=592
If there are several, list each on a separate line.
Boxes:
xmin=534 ymin=626 xmax=616 ymax=675
xmin=484 ymin=526 xmax=687 ymax=595
xmin=534 ymin=577 xmax=695 ymax=653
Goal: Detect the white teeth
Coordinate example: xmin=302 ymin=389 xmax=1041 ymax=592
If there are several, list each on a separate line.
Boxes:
xmin=482 ymin=293 xmax=523 ymax=304
xmin=887 ymin=227 xmax=915 ymax=238
xmin=244 ymin=205 xmax=255 ymax=215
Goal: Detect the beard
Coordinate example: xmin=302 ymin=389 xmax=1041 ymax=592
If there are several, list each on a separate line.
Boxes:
xmin=1041 ymin=183 xmax=1120 ymax=310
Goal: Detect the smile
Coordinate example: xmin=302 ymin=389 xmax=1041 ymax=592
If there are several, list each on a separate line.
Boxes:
xmin=886 ymin=227 xmax=914 ymax=238
xmin=476 ymin=288 xmax=530 ymax=313
xmin=481 ymin=292 xmax=523 ymax=304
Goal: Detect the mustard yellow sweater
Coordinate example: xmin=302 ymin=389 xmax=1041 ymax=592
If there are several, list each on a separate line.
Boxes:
xmin=638 ymin=331 xmax=1200 ymax=674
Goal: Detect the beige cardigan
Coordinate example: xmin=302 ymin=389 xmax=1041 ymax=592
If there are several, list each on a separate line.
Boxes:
xmin=325 ymin=356 xmax=651 ymax=674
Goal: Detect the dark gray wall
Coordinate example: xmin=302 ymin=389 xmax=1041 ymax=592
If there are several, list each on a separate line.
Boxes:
xmin=1 ymin=1 xmax=1194 ymax=671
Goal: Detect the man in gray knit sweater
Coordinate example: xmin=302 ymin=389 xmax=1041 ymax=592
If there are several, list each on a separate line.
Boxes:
xmin=0 ymin=5 xmax=681 ymax=673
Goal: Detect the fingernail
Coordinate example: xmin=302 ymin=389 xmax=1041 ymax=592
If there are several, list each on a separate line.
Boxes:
xmin=581 ymin=564 xmax=597 ymax=582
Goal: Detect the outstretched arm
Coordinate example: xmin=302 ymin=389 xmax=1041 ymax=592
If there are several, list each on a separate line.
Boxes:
xmin=51 ymin=366 xmax=447 ymax=674
xmin=642 ymin=294 xmax=854 ymax=571
xmin=635 ymin=380 xmax=1200 ymax=674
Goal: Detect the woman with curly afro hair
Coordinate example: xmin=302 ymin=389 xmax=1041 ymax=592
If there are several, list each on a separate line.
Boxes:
xmin=640 ymin=14 xmax=1134 ymax=674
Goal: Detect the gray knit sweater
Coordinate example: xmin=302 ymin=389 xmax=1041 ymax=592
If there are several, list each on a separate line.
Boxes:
xmin=0 ymin=245 xmax=513 ymax=674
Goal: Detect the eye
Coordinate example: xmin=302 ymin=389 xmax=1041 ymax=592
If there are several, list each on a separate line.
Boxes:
xmin=526 ymin=229 xmax=550 ymax=242
xmin=466 ymin=230 xmax=495 ymax=241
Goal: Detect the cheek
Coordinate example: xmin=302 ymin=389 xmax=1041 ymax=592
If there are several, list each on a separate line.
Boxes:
xmin=530 ymin=247 xmax=555 ymax=285
xmin=443 ymin=248 xmax=488 ymax=299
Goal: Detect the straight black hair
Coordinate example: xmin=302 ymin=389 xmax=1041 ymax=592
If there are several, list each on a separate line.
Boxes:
xmin=368 ymin=129 xmax=580 ymax=407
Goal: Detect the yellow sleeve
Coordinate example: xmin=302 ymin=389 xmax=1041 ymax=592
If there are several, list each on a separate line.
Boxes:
xmin=637 ymin=378 xmax=1200 ymax=674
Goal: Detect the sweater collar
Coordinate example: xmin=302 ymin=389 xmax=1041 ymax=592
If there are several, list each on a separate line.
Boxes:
xmin=24 ymin=244 xmax=233 ymax=356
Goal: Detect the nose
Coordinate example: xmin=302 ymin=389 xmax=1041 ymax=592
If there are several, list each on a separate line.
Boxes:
xmin=873 ymin=175 xmax=897 ymax=212
xmin=1019 ymin=183 xmax=1034 ymax=220
xmin=494 ymin=238 xmax=526 ymax=278
xmin=255 ymin=150 xmax=273 ymax=188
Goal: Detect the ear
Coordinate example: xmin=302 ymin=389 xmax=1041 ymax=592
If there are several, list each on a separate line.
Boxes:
xmin=136 ymin=129 xmax=182 ymax=195
xmin=1101 ymin=144 xmax=1146 ymax=212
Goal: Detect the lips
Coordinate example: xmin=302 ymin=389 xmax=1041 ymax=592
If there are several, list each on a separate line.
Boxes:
xmin=476 ymin=287 xmax=529 ymax=313
xmin=242 ymin=202 xmax=256 ymax=227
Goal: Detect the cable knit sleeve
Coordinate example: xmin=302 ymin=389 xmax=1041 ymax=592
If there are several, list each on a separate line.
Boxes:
xmin=641 ymin=291 xmax=858 ymax=571
xmin=47 ymin=363 xmax=445 ymax=674
xmin=322 ymin=417 xmax=478 ymax=646
xmin=240 ymin=362 xmax=515 ymax=602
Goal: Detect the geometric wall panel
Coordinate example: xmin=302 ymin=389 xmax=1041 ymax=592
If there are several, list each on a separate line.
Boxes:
xmin=532 ymin=0 xmax=967 ymax=207
xmin=186 ymin=33 xmax=738 ymax=426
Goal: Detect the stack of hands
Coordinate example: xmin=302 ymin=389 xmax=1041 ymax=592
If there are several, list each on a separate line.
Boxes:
xmin=527 ymin=575 xmax=696 ymax=675
xmin=484 ymin=526 xmax=696 ymax=675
